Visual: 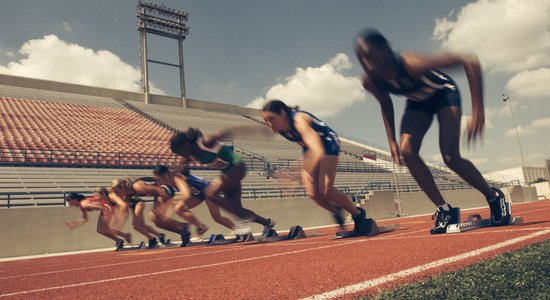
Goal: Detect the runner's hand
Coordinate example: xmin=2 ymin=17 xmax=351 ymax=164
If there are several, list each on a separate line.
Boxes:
xmin=390 ymin=143 xmax=402 ymax=165
xmin=466 ymin=112 xmax=484 ymax=145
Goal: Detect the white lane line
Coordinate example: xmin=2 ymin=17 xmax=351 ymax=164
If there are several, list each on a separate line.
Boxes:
xmin=0 ymin=228 xmax=428 ymax=297
xmin=300 ymin=228 xmax=550 ymax=300
xmin=0 ymin=238 xmax=368 ymax=298
xmin=0 ymin=228 xmax=423 ymax=281
xmin=0 ymin=243 xmax=261 ymax=280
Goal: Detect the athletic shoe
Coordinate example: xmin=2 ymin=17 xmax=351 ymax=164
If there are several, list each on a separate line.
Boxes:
xmin=352 ymin=207 xmax=368 ymax=236
xmin=196 ymin=224 xmax=209 ymax=236
xmin=180 ymin=227 xmax=191 ymax=247
xmin=333 ymin=207 xmax=345 ymax=228
xmin=488 ymin=188 xmax=511 ymax=226
xmin=147 ymin=238 xmax=158 ymax=249
xmin=115 ymin=240 xmax=124 ymax=251
xmin=158 ymin=233 xmax=167 ymax=245
xmin=430 ymin=205 xmax=460 ymax=234
xmin=261 ymin=219 xmax=276 ymax=237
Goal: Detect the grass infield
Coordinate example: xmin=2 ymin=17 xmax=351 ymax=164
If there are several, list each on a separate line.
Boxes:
xmin=365 ymin=238 xmax=550 ymax=300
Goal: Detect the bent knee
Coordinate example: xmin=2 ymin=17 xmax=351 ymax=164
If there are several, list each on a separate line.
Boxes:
xmin=400 ymin=144 xmax=418 ymax=161
xmin=441 ymin=152 xmax=461 ymax=167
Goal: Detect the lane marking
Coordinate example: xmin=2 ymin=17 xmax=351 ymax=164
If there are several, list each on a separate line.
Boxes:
xmin=300 ymin=228 xmax=550 ymax=300
xmin=0 ymin=228 xmax=423 ymax=281
xmin=0 ymin=229 xmax=429 ymax=296
xmin=0 ymin=240 xmax=366 ymax=297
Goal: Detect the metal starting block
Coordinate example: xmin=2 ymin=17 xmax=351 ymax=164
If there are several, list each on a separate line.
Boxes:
xmin=335 ymin=219 xmax=400 ymax=239
xmin=117 ymin=241 xmax=145 ymax=251
xmin=207 ymin=232 xmax=255 ymax=246
xmin=446 ymin=202 xmax=524 ymax=233
xmin=256 ymin=225 xmax=321 ymax=243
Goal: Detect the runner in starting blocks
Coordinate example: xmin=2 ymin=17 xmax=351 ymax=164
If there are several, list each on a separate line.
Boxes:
xmin=335 ymin=219 xmax=401 ymax=238
xmin=446 ymin=201 xmax=524 ymax=233
xmin=256 ymin=225 xmax=322 ymax=243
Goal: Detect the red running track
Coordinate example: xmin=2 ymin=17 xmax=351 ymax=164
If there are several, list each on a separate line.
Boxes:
xmin=1 ymin=200 xmax=549 ymax=299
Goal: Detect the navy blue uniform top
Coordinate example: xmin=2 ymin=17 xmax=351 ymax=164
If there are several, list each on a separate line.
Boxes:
xmin=280 ymin=110 xmax=340 ymax=156
xmin=185 ymin=173 xmax=209 ymax=200
xmin=365 ymin=55 xmax=458 ymax=102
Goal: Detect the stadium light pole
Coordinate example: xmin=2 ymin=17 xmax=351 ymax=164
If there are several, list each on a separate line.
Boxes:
xmin=502 ymin=94 xmax=526 ymax=168
xmin=137 ymin=1 xmax=189 ymax=106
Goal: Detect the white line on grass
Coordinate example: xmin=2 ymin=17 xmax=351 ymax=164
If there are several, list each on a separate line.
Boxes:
xmin=300 ymin=228 xmax=550 ymax=300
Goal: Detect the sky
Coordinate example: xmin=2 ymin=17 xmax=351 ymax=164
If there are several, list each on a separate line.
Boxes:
xmin=0 ymin=0 xmax=549 ymax=173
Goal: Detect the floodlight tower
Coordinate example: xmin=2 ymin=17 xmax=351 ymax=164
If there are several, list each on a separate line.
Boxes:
xmin=137 ymin=1 xmax=189 ymax=105
xmin=502 ymin=94 xmax=526 ymax=167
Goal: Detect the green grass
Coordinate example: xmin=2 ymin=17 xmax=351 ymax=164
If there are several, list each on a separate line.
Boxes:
xmin=364 ymin=238 xmax=550 ymax=300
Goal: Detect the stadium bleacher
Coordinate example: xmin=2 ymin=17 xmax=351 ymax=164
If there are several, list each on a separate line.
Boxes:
xmin=0 ymin=78 xmax=514 ymax=208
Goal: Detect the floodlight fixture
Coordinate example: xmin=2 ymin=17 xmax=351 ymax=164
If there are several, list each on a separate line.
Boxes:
xmin=137 ymin=1 xmax=189 ymax=105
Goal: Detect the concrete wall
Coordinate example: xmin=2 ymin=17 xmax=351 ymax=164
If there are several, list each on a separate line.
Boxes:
xmin=0 ymin=186 xmax=543 ymax=258
xmin=534 ymin=181 xmax=550 ymax=199
xmin=365 ymin=186 xmax=540 ymax=218
xmin=0 ymin=74 xmax=144 ymax=102
xmin=0 ymin=197 xmax=332 ymax=258
xmin=0 ymin=74 xmax=260 ymax=116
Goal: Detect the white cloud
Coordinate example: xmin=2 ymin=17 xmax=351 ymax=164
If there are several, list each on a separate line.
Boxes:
xmin=504 ymin=117 xmax=550 ymax=138
xmin=500 ymin=152 xmax=548 ymax=167
xmin=506 ymin=68 xmax=550 ymax=98
xmin=0 ymin=34 xmax=164 ymax=94
xmin=247 ymin=53 xmax=367 ymax=117
xmin=433 ymin=0 xmax=550 ymax=73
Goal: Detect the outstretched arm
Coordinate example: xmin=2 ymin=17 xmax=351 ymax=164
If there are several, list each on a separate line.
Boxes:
xmin=203 ymin=125 xmax=273 ymax=146
xmin=362 ymin=75 xmax=401 ymax=165
xmin=109 ymin=192 xmax=129 ymax=230
xmin=65 ymin=209 xmax=88 ymax=229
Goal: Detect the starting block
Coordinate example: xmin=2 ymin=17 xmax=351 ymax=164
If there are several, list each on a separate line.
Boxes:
xmin=160 ymin=239 xmax=183 ymax=248
xmin=446 ymin=202 xmax=524 ymax=233
xmin=335 ymin=219 xmax=400 ymax=239
xmin=207 ymin=232 xmax=255 ymax=246
xmin=117 ymin=241 xmax=145 ymax=251
xmin=256 ymin=225 xmax=321 ymax=243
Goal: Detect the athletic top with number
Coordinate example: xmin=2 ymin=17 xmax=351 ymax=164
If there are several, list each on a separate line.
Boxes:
xmin=365 ymin=55 xmax=457 ymax=102
xmin=190 ymin=138 xmax=242 ymax=170
xmin=280 ymin=110 xmax=340 ymax=155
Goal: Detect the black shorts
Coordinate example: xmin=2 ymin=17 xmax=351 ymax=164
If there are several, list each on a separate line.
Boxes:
xmin=405 ymin=89 xmax=461 ymax=115
xmin=127 ymin=197 xmax=143 ymax=210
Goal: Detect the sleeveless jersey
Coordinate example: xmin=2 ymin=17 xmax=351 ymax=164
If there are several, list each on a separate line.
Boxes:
xmin=191 ymin=138 xmax=241 ymax=169
xmin=185 ymin=173 xmax=209 ymax=200
xmin=280 ymin=110 xmax=340 ymax=154
xmin=366 ymin=55 xmax=457 ymax=102
xmin=83 ymin=197 xmax=112 ymax=213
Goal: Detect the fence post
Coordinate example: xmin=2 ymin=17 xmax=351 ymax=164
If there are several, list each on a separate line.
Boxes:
xmin=7 ymin=194 xmax=10 ymax=208
xmin=253 ymin=189 xmax=256 ymax=200
xmin=63 ymin=192 xmax=67 ymax=206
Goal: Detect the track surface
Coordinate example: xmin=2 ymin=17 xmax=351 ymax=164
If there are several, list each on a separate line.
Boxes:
xmin=1 ymin=200 xmax=549 ymax=299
